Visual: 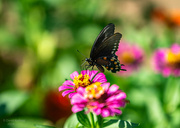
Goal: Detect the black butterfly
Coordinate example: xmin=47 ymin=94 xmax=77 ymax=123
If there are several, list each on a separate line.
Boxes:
xmin=85 ymin=23 xmax=126 ymax=73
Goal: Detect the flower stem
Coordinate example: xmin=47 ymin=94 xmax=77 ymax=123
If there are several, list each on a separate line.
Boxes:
xmin=96 ymin=115 xmax=103 ymax=128
xmin=90 ymin=112 xmax=95 ymax=128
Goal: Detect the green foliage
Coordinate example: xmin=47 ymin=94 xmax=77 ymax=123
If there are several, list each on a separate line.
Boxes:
xmin=103 ymin=120 xmax=139 ymax=128
xmin=34 ymin=124 xmax=56 ymax=128
xmin=0 ymin=90 xmax=28 ymax=117
xmin=76 ymin=111 xmax=91 ymax=128
xmin=64 ymin=113 xmax=139 ymax=128
xmin=102 ymin=116 xmax=139 ymax=128
xmin=0 ymin=118 xmax=54 ymax=128
xmin=64 ymin=114 xmax=80 ymax=128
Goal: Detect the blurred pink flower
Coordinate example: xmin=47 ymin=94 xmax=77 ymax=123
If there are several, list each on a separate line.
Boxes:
xmin=71 ymin=82 xmax=128 ymax=117
xmin=153 ymin=43 xmax=180 ymax=77
xmin=116 ymin=42 xmax=144 ymax=76
xmin=59 ymin=70 xmax=107 ymax=98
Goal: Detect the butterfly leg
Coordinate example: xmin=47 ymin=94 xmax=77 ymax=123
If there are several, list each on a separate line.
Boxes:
xmin=84 ymin=64 xmax=91 ymax=70
xmin=96 ymin=64 xmax=104 ymax=72
xmin=84 ymin=65 xmax=88 ymax=70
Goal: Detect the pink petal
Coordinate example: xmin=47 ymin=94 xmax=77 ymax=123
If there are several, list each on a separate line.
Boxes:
xmin=72 ymin=105 xmax=84 ymax=113
xmin=115 ymin=92 xmax=126 ymax=100
xmin=106 ymin=95 xmax=116 ymax=102
xmin=68 ymin=92 xmax=76 ymax=98
xmin=171 ymin=43 xmax=180 ymax=53
xmin=162 ymin=68 xmax=171 ymax=77
xmin=62 ymin=80 xmax=74 ymax=86
xmin=81 ymin=70 xmax=99 ymax=81
xmin=173 ymin=69 xmax=180 ymax=76
xmin=106 ymin=92 xmax=126 ymax=103
xmin=71 ymin=94 xmax=82 ymax=104
xmin=71 ymin=93 xmax=87 ymax=104
xmin=70 ymin=71 xmax=79 ymax=80
xmin=118 ymin=101 xmax=127 ymax=107
xmin=101 ymin=83 xmax=110 ymax=92
xmin=81 ymin=70 xmax=90 ymax=76
xmin=62 ymin=90 xmax=74 ymax=97
xmin=93 ymin=108 xmax=101 ymax=115
xmin=77 ymin=87 xmax=86 ymax=95
xmin=107 ymin=84 xmax=119 ymax=94
xmin=107 ymin=99 xmax=126 ymax=107
xmin=108 ymin=103 xmax=121 ymax=108
xmin=59 ymin=85 xmax=74 ymax=92
xmin=90 ymin=101 xmax=104 ymax=108
xmin=111 ymin=108 xmax=122 ymax=115
xmin=89 ymin=70 xmax=98 ymax=80
xmin=101 ymin=108 xmax=110 ymax=117
xmin=92 ymin=73 xmax=107 ymax=83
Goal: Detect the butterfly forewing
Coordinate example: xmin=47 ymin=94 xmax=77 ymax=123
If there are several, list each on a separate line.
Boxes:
xmin=90 ymin=23 xmax=115 ymax=58
xmin=91 ymin=33 xmax=122 ymax=60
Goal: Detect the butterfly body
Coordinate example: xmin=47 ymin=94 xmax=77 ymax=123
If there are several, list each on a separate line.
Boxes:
xmin=86 ymin=23 xmax=126 ymax=73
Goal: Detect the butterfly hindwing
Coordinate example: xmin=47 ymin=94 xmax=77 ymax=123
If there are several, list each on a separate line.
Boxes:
xmin=98 ymin=55 xmax=121 ymax=73
xmin=91 ymin=33 xmax=122 ymax=60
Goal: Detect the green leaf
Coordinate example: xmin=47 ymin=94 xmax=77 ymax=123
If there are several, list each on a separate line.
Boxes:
xmin=164 ymin=77 xmax=180 ymax=112
xmin=34 ymin=124 xmax=56 ymax=128
xmin=103 ymin=119 xmax=119 ymax=128
xmin=0 ymin=90 xmax=29 ymax=117
xmin=1 ymin=117 xmax=53 ymax=128
xmin=64 ymin=114 xmax=80 ymax=128
xmin=77 ymin=126 xmax=86 ymax=128
xmin=76 ymin=111 xmax=91 ymax=128
xmin=103 ymin=119 xmax=139 ymax=128
xmin=119 ymin=120 xmax=140 ymax=128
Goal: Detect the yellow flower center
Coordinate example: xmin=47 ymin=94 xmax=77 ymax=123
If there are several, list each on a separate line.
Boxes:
xmin=73 ymin=74 xmax=91 ymax=88
xmin=121 ymin=52 xmax=135 ymax=64
xmin=166 ymin=50 xmax=180 ymax=68
xmin=84 ymin=82 xmax=104 ymax=99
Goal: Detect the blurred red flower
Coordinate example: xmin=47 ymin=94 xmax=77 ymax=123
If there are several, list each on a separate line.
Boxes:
xmin=44 ymin=90 xmax=72 ymax=123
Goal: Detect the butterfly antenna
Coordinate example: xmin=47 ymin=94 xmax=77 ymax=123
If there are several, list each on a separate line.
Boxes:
xmin=81 ymin=60 xmax=87 ymax=66
xmin=77 ymin=50 xmax=88 ymax=67
xmin=77 ymin=50 xmax=87 ymax=58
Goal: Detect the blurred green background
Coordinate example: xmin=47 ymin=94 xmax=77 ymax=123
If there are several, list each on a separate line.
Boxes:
xmin=0 ymin=0 xmax=179 ymax=128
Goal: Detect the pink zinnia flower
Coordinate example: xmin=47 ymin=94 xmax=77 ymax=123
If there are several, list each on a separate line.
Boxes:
xmin=116 ymin=41 xmax=144 ymax=76
xmin=59 ymin=70 xmax=107 ymax=98
xmin=153 ymin=43 xmax=180 ymax=77
xmin=71 ymin=82 xmax=128 ymax=117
